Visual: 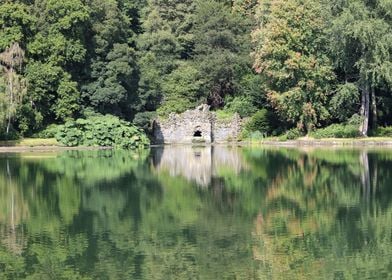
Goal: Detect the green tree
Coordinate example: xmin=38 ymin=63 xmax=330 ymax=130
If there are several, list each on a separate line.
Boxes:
xmin=23 ymin=0 xmax=89 ymax=130
xmin=330 ymin=83 xmax=360 ymax=122
xmin=193 ymin=0 xmax=251 ymax=108
xmin=252 ymin=0 xmax=335 ymax=132
xmin=136 ymin=0 xmax=197 ymax=113
xmin=0 ymin=43 xmax=26 ymax=136
xmin=157 ymin=62 xmax=203 ymax=116
xmin=82 ymin=0 xmax=139 ymax=117
xmin=0 ymin=2 xmax=32 ymax=50
xmin=328 ymin=0 xmax=392 ymax=135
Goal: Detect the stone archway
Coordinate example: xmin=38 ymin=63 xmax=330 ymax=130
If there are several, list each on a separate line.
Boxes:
xmin=193 ymin=130 xmax=202 ymax=137
xmin=193 ymin=126 xmax=203 ymax=138
xmin=192 ymin=126 xmax=205 ymax=143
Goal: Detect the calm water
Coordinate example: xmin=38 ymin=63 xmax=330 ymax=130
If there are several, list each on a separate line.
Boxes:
xmin=1 ymin=146 xmax=392 ymax=279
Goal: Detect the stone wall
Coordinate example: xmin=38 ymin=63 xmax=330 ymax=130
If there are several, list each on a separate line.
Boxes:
xmin=153 ymin=105 xmax=242 ymax=144
xmin=212 ymin=113 xmax=242 ymax=143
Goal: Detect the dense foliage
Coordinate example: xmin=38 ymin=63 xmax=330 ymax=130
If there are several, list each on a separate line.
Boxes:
xmin=241 ymin=109 xmax=282 ymax=138
xmin=252 ymin=0 xmax=334 ymax=132
xmin=0 ymin=0 xmax=391 ymax=140
xmin=55 ymin=115 xmax=150 ymax=148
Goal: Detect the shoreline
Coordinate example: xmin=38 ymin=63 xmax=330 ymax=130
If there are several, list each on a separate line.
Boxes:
xmin=0 ymin=138 xmax=112 ymax=153
xmin=2 ymin=137 xmax=392 ymax=153
xmin=0 ymin=146 xmax=112 ymax=153
xmin=253 ymin=138 xmax=392 ymax=147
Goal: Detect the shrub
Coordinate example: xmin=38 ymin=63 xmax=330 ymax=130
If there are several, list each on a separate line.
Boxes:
xmin=310 ymin=123 xmax=360 ymax=139
xmin=34 ymin=124 xmax=62 ymax=138
xmin=241 ymin=109 xmax=273 ymax=138
xmin=0 ymin=127 xmax=20 ymax=141
xmin=15 ymin=103 xmax=44 ymax=136
xmin=249 ymin=131 xmax=265 ymax=140
xmin=373 ymin=126 xmax=392 ymax=137
xmin=246 ymin=109 xmax=270 ymax=132
xmin=279 ymin=128 xmax=303 ymax=140
xmin=347 ymin=114 xmax=363 ymax=126
xmin=133 ymin=111 xmax=156 ymax=134
xmin=55 ymin=115 xmax=150 ymax=149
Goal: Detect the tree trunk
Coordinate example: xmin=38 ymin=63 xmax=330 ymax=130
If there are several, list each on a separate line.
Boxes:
xmin=6 ymin=117 xmax=11 ymax=135
xmin=1 ymin=43 xmax=25 ymax=136
xmin=6 ymin=69 xmax=13 ymax=135
xmin=371 ymin=86 xmax=377 ymax=130
xmin=359 ymin=84 xmax=370 ymax=137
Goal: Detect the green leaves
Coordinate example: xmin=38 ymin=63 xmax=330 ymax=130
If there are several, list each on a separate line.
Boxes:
xmin=24 ymin=62 xmax=80 ymax=129
xmin=330 ymin=83 xmax=360 ymax=122
xmin=253 ymin=0 xmax=335 ymax=132
xmin=1 ymin=0 xmax=391 ymax=139
xmin=193 ymin=0 xmax=251 ymax=108
xmin=55 ymin=114 xmax=150 ymax=149
xmin=85 ymin=43 xmax=136 ymax=113
xmin=136 ymin=0 xmax=197 ymax=113
xmin=55 ymin=77 xmax=80 ymax=121
xmin=310 ymin=123 xmax=361 ymax=138
xmin=328 ymin=0 xmax=392 ymax=133
xmin=157 ymin=62 xmax=203 ymax=116
xmin=330 ymin=0 xmax=392 ymax=86
xmin=0 ymin=3 xmax=32 ymax=50
xmin=28 ymin=33 xmax=86 ymax=65
xmin=42 ymin=0 xmax=90 ymax=31
xmin=242 ymin=109 xmax=272 ymax=136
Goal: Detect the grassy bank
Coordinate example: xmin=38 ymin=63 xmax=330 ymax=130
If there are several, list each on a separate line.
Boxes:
xmin=246 ymin=136 xmax=392 ymax=147
xmin=0 ymin=138 xmax=116 ymax=153
xmin=3 ymin=136 xmax=392 ymax=150
xmin=0 ymin=138 xmax=59 ymax=147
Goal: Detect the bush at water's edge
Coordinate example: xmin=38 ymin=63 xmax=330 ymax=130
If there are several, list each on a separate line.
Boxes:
xmin=53 ymin=115 xmax=149 ymax=149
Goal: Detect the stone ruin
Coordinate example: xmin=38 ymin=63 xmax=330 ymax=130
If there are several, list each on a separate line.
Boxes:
xmin=153 ymin=104 xmax=242 ymax=144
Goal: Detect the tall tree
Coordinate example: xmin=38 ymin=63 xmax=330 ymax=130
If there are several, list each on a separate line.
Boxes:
xmin=24 ymin=0 xmax=89 ymax=129
xmin=328 ymin=0 xmax=392 ymax=135
xmin=0 ymin=2 xmax=32 ymax=50
xmin=0 ymin=43 xmax=26 ymax=135
xmin=193 ymin=0 xmax=250 ymax=108
xmin=82 ymin=0 xmax=139 ymax=117
xmin=252 ymin=0 xmax=335 ymax=132
xmin=136 ymin=0 xmax=197 ymax=114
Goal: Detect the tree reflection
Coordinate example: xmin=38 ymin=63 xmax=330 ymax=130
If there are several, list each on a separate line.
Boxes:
xmin=251 ymin=148 xmax=392 ymax=279
xmin=0 ymin=147 xmax=392 ymax=279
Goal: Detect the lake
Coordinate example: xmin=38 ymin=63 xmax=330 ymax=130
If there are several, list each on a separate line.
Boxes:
xmin=0 ymin=146 xmax=392 ymax=279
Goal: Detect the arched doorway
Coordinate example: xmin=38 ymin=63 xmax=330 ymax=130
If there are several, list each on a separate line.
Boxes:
xmin=193 ymin=130 xmax=202 ymax=137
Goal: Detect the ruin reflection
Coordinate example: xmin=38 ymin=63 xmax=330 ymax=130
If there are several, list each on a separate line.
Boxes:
xmin=151 ymin=146 xmax=247 ymax=187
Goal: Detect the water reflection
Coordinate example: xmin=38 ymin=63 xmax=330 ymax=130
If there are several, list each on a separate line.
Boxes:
xmin=152 ymin=146 xmax=247 ymax=187
xmin=0 ymin=147 xmax=392 ymax=279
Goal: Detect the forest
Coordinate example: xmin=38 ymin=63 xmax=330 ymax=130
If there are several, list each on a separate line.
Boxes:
xmin=0 ymin=0 xmax=391 ymax=142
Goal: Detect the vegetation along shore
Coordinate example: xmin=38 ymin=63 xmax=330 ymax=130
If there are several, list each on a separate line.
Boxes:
xmin=1 ymin=0 xmax=391 ymax=147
